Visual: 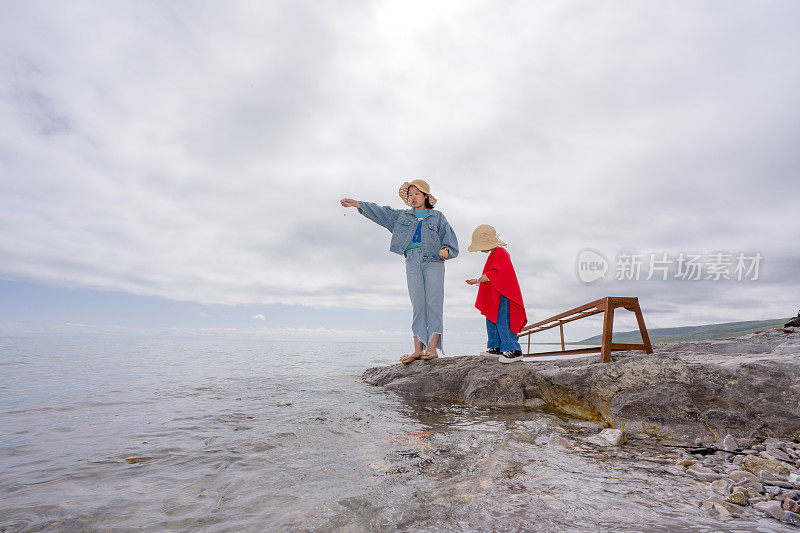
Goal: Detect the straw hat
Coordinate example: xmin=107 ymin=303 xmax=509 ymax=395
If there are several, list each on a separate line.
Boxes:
xmin=468 ymin=224 xmax=507 ymax=252
xmin=399 ymin=179 xmax=437 ymax=207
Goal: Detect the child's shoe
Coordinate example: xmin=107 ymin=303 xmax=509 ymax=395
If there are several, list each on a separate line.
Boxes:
xmin=498 ymin=349 xmax=524 ymax=364
xmin=480 ymin=347 xmax=502 ymax=357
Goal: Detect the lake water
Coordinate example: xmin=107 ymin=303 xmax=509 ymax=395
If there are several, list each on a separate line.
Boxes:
xmin=0 ymin=337 xmax=786 ymax=531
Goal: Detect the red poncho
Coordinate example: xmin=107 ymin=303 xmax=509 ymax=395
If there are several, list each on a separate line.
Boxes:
xmin=475 ymin=247 xmax=527 ymax=334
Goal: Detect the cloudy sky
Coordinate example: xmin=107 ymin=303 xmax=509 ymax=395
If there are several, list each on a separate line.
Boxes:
xmin=1 ymin=1 xmax=798 ymax=344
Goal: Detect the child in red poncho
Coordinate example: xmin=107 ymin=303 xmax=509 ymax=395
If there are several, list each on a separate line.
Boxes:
xmin=465 ymin=225 xmax=527 ymax=363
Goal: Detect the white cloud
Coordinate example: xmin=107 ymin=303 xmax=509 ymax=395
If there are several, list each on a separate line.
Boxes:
xmin=251 ymin=314 xmax=266 ymax=321
xmin=1 ymin=1 xmax=799 ymax=332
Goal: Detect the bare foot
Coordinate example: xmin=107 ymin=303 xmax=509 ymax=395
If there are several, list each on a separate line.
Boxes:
xmin=421 ymin=334 xmax=440 ymax=360
xmin=401 ymin=352 xmax=423 ymax=364
xmin=420 ymin=350 xmax=438 ymax=360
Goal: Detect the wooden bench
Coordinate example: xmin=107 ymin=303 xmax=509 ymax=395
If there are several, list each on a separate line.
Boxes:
xmin=516 ymin=296 xmax=653 ymax=363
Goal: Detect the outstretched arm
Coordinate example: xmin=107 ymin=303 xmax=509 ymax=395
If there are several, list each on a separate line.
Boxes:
xmin=347 ymin=200 xmax=401 ymax=232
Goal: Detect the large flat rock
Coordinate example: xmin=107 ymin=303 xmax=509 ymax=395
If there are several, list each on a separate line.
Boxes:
xmin=362 ymin=329 xmax=800 ymax=442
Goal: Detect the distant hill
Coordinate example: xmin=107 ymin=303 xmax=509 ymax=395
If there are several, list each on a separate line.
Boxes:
xmin=577 ymin=318 xmax=789 ymax=345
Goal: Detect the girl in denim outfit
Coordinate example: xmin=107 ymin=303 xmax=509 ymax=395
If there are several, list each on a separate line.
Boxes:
xmin=340 ymin=180 xmax=458 ymax=363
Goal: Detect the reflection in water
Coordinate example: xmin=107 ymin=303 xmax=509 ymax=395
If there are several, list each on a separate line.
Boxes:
xmin=0 ymin=338 xmax=786 ymax=532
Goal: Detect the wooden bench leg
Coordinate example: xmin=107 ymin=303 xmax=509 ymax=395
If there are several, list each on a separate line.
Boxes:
xmin=633 ymin=301 xmax=653 ymax=354
xmin=600 ymin=304 xmax=615 ymax=363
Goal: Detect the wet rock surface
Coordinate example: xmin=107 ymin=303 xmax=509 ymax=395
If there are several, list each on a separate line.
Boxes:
xmin=301 ymin=411 xmax=796 ymax=531
xmin=363 ymin=329 xmax=800 ymax=441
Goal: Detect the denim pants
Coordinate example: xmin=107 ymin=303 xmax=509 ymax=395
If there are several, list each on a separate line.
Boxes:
xmin=404 ymin=248 xmax=444 ymax=352
xmin=486 ymin=295 xmax=521 ymax=352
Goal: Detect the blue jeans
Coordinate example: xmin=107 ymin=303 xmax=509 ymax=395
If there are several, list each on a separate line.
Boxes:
xmin=405 ymin=248 xmax=445 ymax=352
xmin=486 ymin=295 xmax=521 ymax=352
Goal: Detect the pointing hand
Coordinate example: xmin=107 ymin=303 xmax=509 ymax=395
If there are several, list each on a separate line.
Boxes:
xmin=340 ymin=198 xmax=360 ymax=209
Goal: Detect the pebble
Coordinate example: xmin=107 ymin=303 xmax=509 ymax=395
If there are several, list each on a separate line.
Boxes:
xmin=701 ymin=496 xmax=744 ymax=517
xmin=766 ymin=485 xmax=782 ymax=497
xmin=677 ymin=459 xmax=696 ymax=466
xmin=755 ymin=500 xmax=784 ymax=520
xmin=726 ymin=489 xmax=748 ymax=506
xmin=765 ymin=448 xmax=793 ymax=463
xmin=768 ymin=480 xmax=797 ymax=490
xmin=710 ymin=479 xmax=731 ymax=495
xmin=729 ymin=470 xmax=759 ymax=484
xmin=722 ymin=434 xmax=739 ymax=452
xmin=733 ymin=479 xmax=764 ymax=498
xmin=784 ymin=499 xmax=800 ymax=513
xmin=783 ymin=511 xmax=800 ymax=526
xmin=585 ymin=428 xmax=625 ymax=447
xmin=687 ymin=467 xmax=724 ymax=482
xmin=760 ymin=470 xmax=780 ymax=483
xmin=744 ymin=455 xmax=792 ymax=477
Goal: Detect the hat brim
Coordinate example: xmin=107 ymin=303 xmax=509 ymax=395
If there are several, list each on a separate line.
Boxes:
xmin=399 ymin=181 xmax=437 ymax=207
xmin=467 ymin=240 xmax=506 ymax=252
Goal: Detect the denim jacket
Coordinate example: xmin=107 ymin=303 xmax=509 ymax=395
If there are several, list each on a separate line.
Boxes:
xmin=358 ymin=201 xmax=459 ymax=262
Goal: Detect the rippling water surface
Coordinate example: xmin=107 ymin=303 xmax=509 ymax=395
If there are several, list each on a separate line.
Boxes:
xmin=0 ymin=337 xmax=787 ymax=531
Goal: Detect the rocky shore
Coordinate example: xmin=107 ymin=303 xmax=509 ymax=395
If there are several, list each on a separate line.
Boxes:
xmin=363 ymin=328 xmax=800 ymax=527
xmin=363 ymin=328 xmax=800 ymax=442
xmin=674 ymin=434 xmax=800 ymax=526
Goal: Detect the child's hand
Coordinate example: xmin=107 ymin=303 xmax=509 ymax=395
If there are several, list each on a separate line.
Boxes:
xmin=438 ymin=248 xmax=449 ymax=260
xmin=465 ymin=278 xmax=478 ymax=285
xmin=340 ymin=198 xmax=360 ymax=209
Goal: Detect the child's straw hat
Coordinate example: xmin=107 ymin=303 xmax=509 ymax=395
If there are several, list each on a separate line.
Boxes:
xmin=468 ymin=225 xmax=507 ymax=252
xmin=399 ymin=179 xmax=437 ymax=207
